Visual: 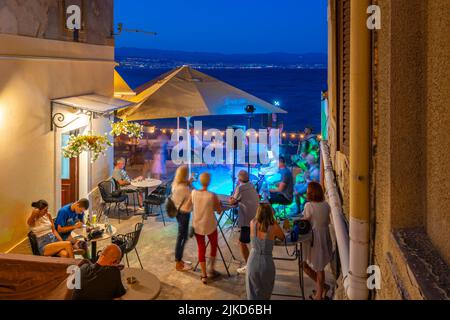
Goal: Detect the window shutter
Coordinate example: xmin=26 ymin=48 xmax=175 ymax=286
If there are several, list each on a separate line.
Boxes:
xmin=337 ymin=0 xmax=351 ymax=155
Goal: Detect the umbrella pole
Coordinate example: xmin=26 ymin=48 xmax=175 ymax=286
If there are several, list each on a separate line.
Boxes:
xmin=185 ymin=117 xmax=192 ymax=176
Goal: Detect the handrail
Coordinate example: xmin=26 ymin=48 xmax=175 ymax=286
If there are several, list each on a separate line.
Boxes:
xmin=321 ymin=141 xmax=350 ymax=288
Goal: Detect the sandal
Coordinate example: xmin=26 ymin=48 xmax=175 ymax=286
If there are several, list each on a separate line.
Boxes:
xmin=200 ymin=275 xmax=208 ymax=285
xmin=312 ymin=284 xmax=331 ymax=300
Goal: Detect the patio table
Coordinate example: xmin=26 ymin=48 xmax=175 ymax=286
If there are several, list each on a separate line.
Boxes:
xmin=131 ymin=178 xmax=162 ymax=216
xmin=272 ymin=232 xmax=313 ymax=300
xmin=71 ymin=223 xmax=117 ymax=263
xmin=121 ymin=267 xmax=161 ymax=300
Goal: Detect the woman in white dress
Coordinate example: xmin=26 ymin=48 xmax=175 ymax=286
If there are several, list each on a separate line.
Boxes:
xmin=301 ymin=182 xmax=333 ymax=300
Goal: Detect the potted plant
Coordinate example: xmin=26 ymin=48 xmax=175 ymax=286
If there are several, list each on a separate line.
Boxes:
xmin=110 ymin=118 xmax=144 ymax=140
xmin=63 ymin=132 xmax=113 ymax=162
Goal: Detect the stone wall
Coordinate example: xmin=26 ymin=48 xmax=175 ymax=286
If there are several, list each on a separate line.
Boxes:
xmin=0 ymin=0 xmax=114 ymax=46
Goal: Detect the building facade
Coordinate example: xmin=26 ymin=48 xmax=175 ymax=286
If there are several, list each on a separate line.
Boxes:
xmin=0 ymin=0 xmax=116 ymax=253
xmin=326 ymin=0 xmax=449 ymax=299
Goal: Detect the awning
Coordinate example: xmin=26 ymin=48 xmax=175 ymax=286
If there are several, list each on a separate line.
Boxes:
xmin=51 ymin=94 xmax=135 ymax=131
xmin=52 ymin=94 xmax=135 ymax=114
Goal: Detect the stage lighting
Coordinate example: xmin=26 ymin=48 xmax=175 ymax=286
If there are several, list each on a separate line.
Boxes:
xmin=245 ymin=105 xmax=256 ymax=114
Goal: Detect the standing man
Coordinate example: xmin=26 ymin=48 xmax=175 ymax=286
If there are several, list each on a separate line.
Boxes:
xmin=55 ymin=198 xmax=89 ymax=241
xmin=230 ymin=170 xmax=259 ymax=274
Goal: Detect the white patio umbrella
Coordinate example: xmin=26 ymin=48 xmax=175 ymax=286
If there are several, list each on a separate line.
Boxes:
xmin=117 ymin=65 xmax=287 ymax=173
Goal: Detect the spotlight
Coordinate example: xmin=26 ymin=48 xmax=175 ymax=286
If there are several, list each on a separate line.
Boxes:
xmin=245 ymin=105 xmax=256 ymax=114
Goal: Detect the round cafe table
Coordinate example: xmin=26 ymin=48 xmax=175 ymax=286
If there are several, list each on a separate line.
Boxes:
xmin=71 ymin=223 xmax=117 ymax=262
xmin=131 ymin=178 xmax=162 ymax=190
xmin=121 ymin=268 xmax=161 ymax=300
xmin=131 ymin=178 xmax=162 ymax=216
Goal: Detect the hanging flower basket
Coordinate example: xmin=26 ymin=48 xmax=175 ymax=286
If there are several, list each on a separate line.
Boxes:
xmin=110 ymin=118 xmax=144 ymax=140
xmin=63 ymin=132 xmax=112 ymax=162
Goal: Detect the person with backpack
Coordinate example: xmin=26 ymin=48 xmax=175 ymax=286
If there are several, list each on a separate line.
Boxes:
xmin=171 ymin=165 xmax=194 ymax=271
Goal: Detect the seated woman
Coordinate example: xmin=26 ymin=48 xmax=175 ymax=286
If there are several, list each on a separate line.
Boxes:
xmin=27 ymin=200 xmax=75 ymax=258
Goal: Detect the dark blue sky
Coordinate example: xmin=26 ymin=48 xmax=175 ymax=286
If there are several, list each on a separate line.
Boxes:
xmin=114 ymin=0 xmax=328 ymax=54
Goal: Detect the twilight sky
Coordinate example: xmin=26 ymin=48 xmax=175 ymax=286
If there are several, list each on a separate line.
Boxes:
xmin=114 ymin=0 xmax=328 ymax=54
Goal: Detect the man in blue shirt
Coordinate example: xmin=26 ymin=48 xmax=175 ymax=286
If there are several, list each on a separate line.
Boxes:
xmin=55 ymin=198 xmax=89 ymax=241
xmin=269 ymin=156 xmax=294 ymax=205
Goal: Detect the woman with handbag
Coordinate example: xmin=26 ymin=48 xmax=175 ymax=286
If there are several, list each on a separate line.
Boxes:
xmin=171 ymin=165 xmax=194 ymax=271
xmin=301 ymin=181 xmax=333 ymax=300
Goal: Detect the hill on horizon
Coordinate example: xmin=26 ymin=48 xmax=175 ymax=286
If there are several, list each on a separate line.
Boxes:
xmin=115 ymin=47 xmax=327 ymax=67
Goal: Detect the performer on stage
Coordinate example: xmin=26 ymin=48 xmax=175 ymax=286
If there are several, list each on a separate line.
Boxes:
xmin=230 ymin=170 xmax=259 ymax=275
xmin=292 ymin=126 xmax=319 ymax=171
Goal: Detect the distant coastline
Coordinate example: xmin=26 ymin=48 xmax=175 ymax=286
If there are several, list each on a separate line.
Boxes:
xmin=116 ymin=47 xmax=327 ymax=70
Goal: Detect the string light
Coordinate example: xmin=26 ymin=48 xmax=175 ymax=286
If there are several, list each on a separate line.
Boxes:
xmin=142 ymin=126 xmax=316 ymax=141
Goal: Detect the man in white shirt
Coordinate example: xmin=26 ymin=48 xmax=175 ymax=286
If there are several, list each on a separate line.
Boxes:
xmin=230 ymin=170 xmax=259 ymax=274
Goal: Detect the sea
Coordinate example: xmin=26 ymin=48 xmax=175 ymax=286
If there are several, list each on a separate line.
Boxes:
xmin=116 ymin=67 xmax=327 ymax=133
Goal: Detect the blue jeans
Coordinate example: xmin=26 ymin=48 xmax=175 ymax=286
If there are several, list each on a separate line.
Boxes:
xmin=37 ymin=233 xmax=58 ymax=255
xmin=175 ymin=212 xmax=191 ymax=262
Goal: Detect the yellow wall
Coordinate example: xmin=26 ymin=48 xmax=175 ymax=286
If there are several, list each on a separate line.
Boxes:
xmin=328 ymin=0 xmax=450 ymax=299
xmin=425 ymin=0 xmax=450 ymax=265
xmin=0 ymin=34 xmax=115 ymax=252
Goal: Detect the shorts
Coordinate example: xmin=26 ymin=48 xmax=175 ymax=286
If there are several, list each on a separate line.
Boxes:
xmin=37 ymin=233 xmax=58 ymax=255
xmin=239 ymin=226 xmax=251 ymax=244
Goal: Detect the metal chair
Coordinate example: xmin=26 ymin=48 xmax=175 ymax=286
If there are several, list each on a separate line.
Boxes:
xmin=143 ymin=182 xmax=170 ymax=226
xmin=98 ymin=180 xmax=129 ymax=224
xmin=112 ymin=178 xmax=139 ymax=214
xmin=114 ymin=223 xmax=144 ymax=269
xmin=28 ymin=231 xmax=41 ymax=256
xmin=28 ymin=231 xmax=64 ymax=257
